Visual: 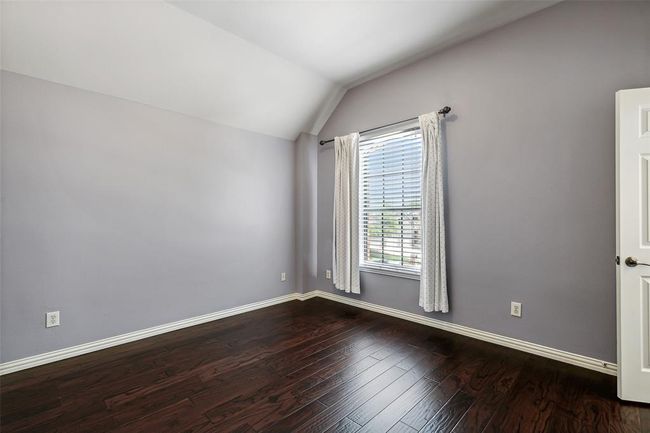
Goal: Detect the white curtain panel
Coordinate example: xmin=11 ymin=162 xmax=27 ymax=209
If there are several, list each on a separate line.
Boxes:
xmin=333 ymin=132 xmax=361 ymax=294
xmin=418 ymin=112 xmax=449 ymax=312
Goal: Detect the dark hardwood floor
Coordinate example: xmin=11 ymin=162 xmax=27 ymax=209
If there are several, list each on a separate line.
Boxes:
xmin=1 ymin=298 xmax=648 ymax=432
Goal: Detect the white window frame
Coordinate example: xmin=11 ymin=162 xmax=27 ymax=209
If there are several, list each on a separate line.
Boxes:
xmin=358 ymin=120 xmax=422 ymax=280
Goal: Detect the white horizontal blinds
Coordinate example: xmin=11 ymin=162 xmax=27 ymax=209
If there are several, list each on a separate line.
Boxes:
xmin=359 ymin=127 xmax=422 ymax=273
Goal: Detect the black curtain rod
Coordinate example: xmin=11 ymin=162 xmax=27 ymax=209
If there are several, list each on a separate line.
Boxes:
xmin=319 ymin=106 xmax=451 ymax=145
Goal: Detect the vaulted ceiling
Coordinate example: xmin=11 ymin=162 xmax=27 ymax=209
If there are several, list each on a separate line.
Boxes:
xmin=1 ymin=1 xmax=559 ymax=141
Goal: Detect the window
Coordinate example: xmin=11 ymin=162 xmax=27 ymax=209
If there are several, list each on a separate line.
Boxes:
xmin=359 ymin=125 xmax=422 ymax=277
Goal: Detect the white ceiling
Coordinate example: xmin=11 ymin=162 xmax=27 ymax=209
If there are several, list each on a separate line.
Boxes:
xmin=0 ymin=1 xmax=337 ymax=140
xmin=1 ymin=1 xmax=559 ymax=140
xmin=172 ymin=1 xmax=559 ymax=86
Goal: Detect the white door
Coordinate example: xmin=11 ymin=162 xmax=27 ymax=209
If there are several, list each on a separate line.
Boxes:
xmin=617 ymin=87 xmax=650 ymax=403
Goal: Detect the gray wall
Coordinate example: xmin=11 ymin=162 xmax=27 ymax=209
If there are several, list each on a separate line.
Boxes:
xmin=316 ymin=1 xmax=650 ymax=363
xmin=1 ymin=71 xmax=296 ymax=362
xmin=294 ymin=132 xmax=318 ymax=294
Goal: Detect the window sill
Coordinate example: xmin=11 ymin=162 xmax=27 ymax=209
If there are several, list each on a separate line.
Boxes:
xmin=360 ymin=266 xmax=420 ymax=281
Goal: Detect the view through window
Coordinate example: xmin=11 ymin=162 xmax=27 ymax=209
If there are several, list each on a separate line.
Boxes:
xmin=359 ymin=126 xmax=422 ymax=275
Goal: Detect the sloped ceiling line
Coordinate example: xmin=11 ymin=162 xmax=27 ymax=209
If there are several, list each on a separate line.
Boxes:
xmin=1 ymin=1 xmax=559 ymax=141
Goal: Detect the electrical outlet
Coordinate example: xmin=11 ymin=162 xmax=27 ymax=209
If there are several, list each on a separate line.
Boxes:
xmin=325 ymin=269 xmax=332 ymax=280
xmin=46 ymin=311 xmax=60 ymax=328
xmin=280 ymin=272 xmax=287 ymax=282
xmin=510 ymin=302 xmax=522 ymax=318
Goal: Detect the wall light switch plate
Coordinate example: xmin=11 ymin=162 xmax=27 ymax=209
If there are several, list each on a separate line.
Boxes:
xmin=326 ymin=269 xmax=332 ymax=280
xmin=510 ymin=302 xmax=522 ymax=318
xmin=46 ymin=311 xmax=60 ymax=328
xmin=281 ymin=272 xmax=287 ymax=282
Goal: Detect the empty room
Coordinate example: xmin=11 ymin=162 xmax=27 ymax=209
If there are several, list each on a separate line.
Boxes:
xmin=1 ymin=0 xmax=649 ymax=432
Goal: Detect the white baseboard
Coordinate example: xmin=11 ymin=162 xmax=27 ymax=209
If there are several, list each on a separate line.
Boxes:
xmin=0 ymin=289 xmax=616 ymax=377
xmin=297 ymin=290 xmax=617 ymax=376
xmin=0 ymin=293 xmax=302 ymax=376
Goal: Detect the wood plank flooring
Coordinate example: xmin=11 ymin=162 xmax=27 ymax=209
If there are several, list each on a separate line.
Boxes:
xmin=1 ymin=298 xmax=648 ymax=432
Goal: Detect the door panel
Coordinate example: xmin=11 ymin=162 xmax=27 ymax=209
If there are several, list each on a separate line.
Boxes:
xmin=616 ymin=87 xmax=650 ymax=403
xmin=641 ymin=278 xmax=650 ymax=368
